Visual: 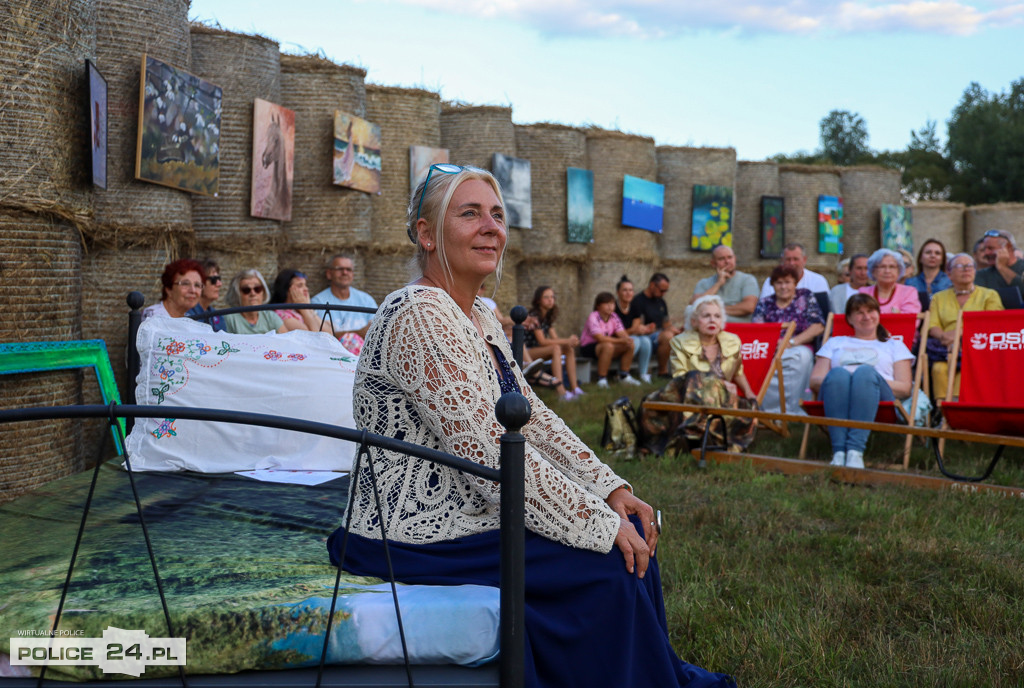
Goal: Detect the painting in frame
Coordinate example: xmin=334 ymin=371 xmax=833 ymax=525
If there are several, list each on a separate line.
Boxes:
xmin=409 ymin=146 xmax=449 ymax=195
xmin=250 ymin=98 xmax=295 ymax=222
xmin=880 ymin=204 xmax=913 ymax=253
xmin=760 ymin=196 xmax=784 ymax=258
xmin=87 ymin=59 xmax=107 ymax=189
xmin=492 ymin=153 xmax=532 ymax=229
xmin=621 ymin=175 xmax=664 ymax=233
xmin=690 ymin=184 xmax=733 ymax=251
xmin=817 ymin=195 xmax=844 ymax=254
xmin=135 ymin=54 xmax=222 ymax=196
xmin=333 ymin=111 xmax=381 ymax=194
xmin=566 ymin=167 xmax=594 ymax=244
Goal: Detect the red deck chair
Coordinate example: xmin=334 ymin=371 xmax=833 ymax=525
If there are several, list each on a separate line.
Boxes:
xmin=725 ymin=321 xmax=796 ymax=437
xmin=934 ymin=310 xmax=1024 ymax=481
xmin=799 ymin=311 xmax=929 ymax=468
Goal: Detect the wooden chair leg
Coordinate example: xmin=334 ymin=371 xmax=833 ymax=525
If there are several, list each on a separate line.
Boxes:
xmin=798 ymin=422 xmax=811 ymax=460
xmin=902 ymin=433 xmax=912 ymax=470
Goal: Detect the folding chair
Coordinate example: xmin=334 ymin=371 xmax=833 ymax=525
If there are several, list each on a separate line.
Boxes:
xmin=933 ymin=310 xmax=1024 ymax=481
xmin=725 ymin=321 xmax=796 ymax=437
xmin=799 ymin=311 xmax=930 ymax=469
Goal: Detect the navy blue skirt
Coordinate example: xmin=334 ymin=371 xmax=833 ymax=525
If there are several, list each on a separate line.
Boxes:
xmin=327 ymin=515 xmax=735 ymax=688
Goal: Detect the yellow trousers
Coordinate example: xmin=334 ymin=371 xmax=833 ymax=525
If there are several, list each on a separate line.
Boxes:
xmin=930 ymin=362 xmax=960 ymax=399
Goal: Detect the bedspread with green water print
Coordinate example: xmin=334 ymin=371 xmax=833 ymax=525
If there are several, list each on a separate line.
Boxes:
xmin=0 ymin=464 xmax=388 ymax=680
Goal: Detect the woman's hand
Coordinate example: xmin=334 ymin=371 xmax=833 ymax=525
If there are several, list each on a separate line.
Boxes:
xmin=288 ymin=282 xmax=310 ymax=304
xmin=723 ymin=380 xmax=738 ymax=396
xmin=614 ymin=517 xmax=651 ymax=578
xmin=606 ymin=487 xmax=659 ymax=558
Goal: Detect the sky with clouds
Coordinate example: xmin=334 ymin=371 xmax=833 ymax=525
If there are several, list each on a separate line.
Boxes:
xmin=188 ymin=0 xmax=1023 ymax=161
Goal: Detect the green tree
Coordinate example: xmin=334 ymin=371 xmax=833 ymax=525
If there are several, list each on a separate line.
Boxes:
xmin=878 ymin=120 xmax=955 ymax=202
xmin=819 ymin=110 xmax=870 ymax=166
xmin=946 ymin=79 xmax=1024 ymax=203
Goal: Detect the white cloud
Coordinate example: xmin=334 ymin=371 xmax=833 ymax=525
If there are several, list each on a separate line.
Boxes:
xmin=391 ymin=0 xmax=1024 ymax=37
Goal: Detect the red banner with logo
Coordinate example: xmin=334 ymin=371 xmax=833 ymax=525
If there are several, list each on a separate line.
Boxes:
xmin=725 ymin=322 xmax=783 ymax=394
xmin=958 ymin=310 xmax=1024 ymax=406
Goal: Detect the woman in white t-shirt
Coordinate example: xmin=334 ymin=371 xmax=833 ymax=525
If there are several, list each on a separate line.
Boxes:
xmin=809 ymin=294 xmax=913 ymax=469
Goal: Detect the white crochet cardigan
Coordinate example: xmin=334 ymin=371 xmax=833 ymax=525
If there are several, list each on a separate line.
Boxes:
xmin=345 ymin=286 xmax=627 ymax=554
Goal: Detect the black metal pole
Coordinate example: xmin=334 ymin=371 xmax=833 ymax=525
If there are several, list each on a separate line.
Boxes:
xmin=510 ymin=305 xmax=527 ymax=368
xmin=496 ymin=392 xmax=530 ymax=688
xmin=125 ymin=291 xmax=145 ymax=433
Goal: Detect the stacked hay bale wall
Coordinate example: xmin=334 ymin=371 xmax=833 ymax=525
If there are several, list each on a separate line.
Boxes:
xmin=656 ymin=146 xmax=737 ymax=264
xmin=734 ymin=161 xmax=781 ymax=269
xmin=280 ymin=55 xmax=370 ymax=252
xmin=839 ymin=166 xmax=901 ymax=258
xmin=778 ymin=165 xmax=842 ymax=272
xmin=964 ymin=203 xmax=1024 ymax=250
xmin=909 ymin=202 xmax=965 ymax=255
xmin=189 ymin=25 xmax=283 ymax=248
xmin=440 ymin=105 xmax=516 ymax=170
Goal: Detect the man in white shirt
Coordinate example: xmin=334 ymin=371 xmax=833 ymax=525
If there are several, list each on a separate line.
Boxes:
xmin=759 ymin=243 xmax=830 ymax=299
xmin=829 ymin=253 xmax=870 ymax=314
xmin=689 ymin=245 xmax=759 ymax=322
xmin=311 ymin=254 xmax=377 ymax=340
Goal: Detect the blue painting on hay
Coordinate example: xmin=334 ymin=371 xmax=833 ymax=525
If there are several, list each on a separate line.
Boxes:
xmin=621 ymin=175 xmax=664 ymax=233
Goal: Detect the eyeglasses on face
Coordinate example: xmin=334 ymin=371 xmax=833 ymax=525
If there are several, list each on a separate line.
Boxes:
xmin=206 ymin=275 xmax=222 ymax=285
xmin=240 ymin=284 xmax=265 ymax=295
xmin=329 ymin=266 xmax=354 ymax=273
xmin=174 ymin=280 xmax=202 ymax=290
xmin=950 ymin=263 xmax=975 ymax=271
xmin=415 ymin=163 xmax=465 ymax=223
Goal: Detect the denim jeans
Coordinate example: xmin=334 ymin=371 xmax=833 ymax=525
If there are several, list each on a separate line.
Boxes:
xmin=820 ymin=365 xmax=894 ymax=452
xmin=631 ymin=334 xmax=653 ymax=376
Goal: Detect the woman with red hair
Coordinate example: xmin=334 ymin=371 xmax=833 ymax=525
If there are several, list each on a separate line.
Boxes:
xmin=143 ymin=258 xmax=205 ymax=320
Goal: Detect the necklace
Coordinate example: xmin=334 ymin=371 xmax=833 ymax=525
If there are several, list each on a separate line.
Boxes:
xmin=954 ymin=285 xmax=975 ymax=296
xmin=873 ymin=285 xmax=895 ymax=306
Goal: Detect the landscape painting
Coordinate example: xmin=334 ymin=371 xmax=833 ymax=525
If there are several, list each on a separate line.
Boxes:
xmin=760 ymin=196 xmax=784 ymax=258
xmin=409 ymin=146 xmax=449 ymax=195
xmin=87 ymin=60 xmax=107 ymax=189
xmin=333 ymin=111 xmax=381 ymax=194
xmin=492 ymin=153 xmax=532 ymax=229
xmin=136 ymin=54 xmax=222 ymax=195
xmin=621 ymin=175 xmax=663 ymax=233
xmin=818 ymin=195 xmax=844 ymax=254
xmin=567 ymin=167 xmax=594 ymax=243
xmin=251 ymin=99 xmax=295 ymax=221
xmin=881 ymin=204 xmax=913 ymax=252
xmin=691 ymin=184 xmax=733 ymax=251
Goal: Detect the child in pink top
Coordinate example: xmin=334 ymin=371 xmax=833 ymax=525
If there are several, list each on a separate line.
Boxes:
xmin=580 ymin=292 xmax=641 ymax=387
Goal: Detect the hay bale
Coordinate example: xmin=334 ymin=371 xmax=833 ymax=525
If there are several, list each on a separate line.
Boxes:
xmin=0 ymin=370 xmax=83 ymax=503
xmin=909 ymin=201 xmax=965 ymax=254
xmin=440 ymin=105 xmax=515 ymax=170
xmin=0 ymin=0 xmax=95 ymax=222
xmin=964 ymin=203 xmax=1024 ymax=250
xmin=0 ymin=211 xmax=82 ymax=343
xmin=366 ymin=85 xmax=442 ymax=251
xmin=92 ymin=0 xmax=193 ymax=237
xmin=516 ymin=260 xmax=582 ymax=338
xmin=839 ymin=166 xmax=901 ymax=257
xmin=189 ymin=25 xmax=283 ymax=243
xmin=656 ymin=147 xmax=737 ymax=260
xmin=195 ymin=237 xmax=280 ymax=296
xmin=280 ymin=54 xmax=370 ymax=250
xmin=360 ymin=247 xmax=417 ymax=303
xmin=734 ymin=161 xmax=781 ymax=267
xmin=513 ymin=124 xmax=588 ymax=260
xmin=778 ymin=165 xmax=842 ymax=270
xmin=585 ymin=129 xmax=658 ymax=262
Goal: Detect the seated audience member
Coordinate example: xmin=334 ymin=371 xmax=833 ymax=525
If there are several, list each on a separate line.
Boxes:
xmin=615 ymin=276 xmax=655 ymax=383
xmin=758 ymin=243 xmax=830 ymax=299
xmin=972 ymin=237 xmax=991 ymax=270
xmin=835 ymin=257 xmax=851 ymax=285
xmin=689 ymin=245 xmax=759 ymax=323
xmin=525 ymin=285 xmax=582 ymax=400
xmin=223 ymin=269 xmax=287 ymax=335
xmin=144 ymin=258 xmax=205 ymax=321
xmin=973 ymin=230 xmax=1024 ymax=299
xmin=897 ymin=248 xmax=917 ymax=284
xmin=830 ymin=253 xmax=869 ymax=315
xmin=905 ymin=239 xmax=951 ymax=307
xmin=327 ymin=164 xmax=735 ymax=688
xmin=927 ymin=253 xmax=1003 ymax=398
xmin=639 ymin=295 xmax=757 ymax=456
xmin=185 ymin=258 xmax=225 ymax=331
xmin=270 ymin=269 xmax=336 ymax=335
xmin=753 ymin=265 xmax=825 ymax=415
xmin=476 ymin=284 xmax=546 ymax=383
xmin=630 ymin=273 xmax=682 ymax=377
xmin=809 ymin=294 xmax=913 ymax=469
xmin=312 ymin=254 xmax=377 ymax=355
xmin=858 ymin=248 xmax=921 ymax=314
xmin=580 ymin=292 xmax=640 ymax=388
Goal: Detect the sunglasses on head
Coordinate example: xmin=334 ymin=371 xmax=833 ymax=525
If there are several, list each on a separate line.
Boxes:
xmin=983 ymin=230 xmax=1006 ymax=239
xmin=415 ymin=163 xmax=465 ymax=225
xmin=240 ymin=285 xmax=264 ymax=296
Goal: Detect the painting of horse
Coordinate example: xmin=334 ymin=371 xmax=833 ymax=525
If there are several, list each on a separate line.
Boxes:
xmin=251 ymin=99 xmax=294 ymax=221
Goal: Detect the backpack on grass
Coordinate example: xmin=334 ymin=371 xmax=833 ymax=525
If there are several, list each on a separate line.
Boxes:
xmin=601 ymin=396 xmax=639 ymax=455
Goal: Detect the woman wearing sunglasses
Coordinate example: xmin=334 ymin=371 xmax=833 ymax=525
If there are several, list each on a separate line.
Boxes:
xmin=223 ymin=269 xmax=288 ymax=335
xmin=328 ymin=163 xmax=734 ymax=688
xmin=143 ymin=258 xmax=205 ymax=321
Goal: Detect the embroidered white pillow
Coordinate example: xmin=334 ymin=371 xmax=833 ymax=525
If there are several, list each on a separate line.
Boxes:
xmin=125 ymin=317 xmax=357 ymax=472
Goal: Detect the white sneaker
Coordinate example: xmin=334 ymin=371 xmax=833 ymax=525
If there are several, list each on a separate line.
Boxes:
xmin=621 ymin=374 xmax=641 ymax=386
xmin=640 ymin=373 xmax=652 ymax=384
xmin=845 ymin=450 xmax=865 ymax=469
xmin=573 ymin=386 xmax=585 ymax=396
xmin=561 ymin=391 xmax=576 ymax=402
xmin=830 ymin=451 xmax=846 ymax=466
xmin=596 ymin=379 xmax=609 ymax=389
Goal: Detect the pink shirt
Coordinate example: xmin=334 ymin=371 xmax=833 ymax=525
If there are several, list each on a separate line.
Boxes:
xmin=580 ymin=311 xmax=624 ymax=347
xmin=858 ymin=283 xmax=922 ymax=314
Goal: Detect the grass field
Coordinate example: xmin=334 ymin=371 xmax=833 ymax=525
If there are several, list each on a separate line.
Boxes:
xmin=535 ymin=381 xmax=1024 ymax=687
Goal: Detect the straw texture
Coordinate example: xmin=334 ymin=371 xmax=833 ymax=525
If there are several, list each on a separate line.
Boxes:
xmin=92 ymin=0 xmax=193 ymax=238
xmin=909 ymin=201 xmax=965 ymax=254
xmin=361 ymin=247 xmax=417 ymax=303
xmin=840 ymin=166 xmax=901 ymax=257
xmin=734 ymin=161 xmax=782 ymax=267
xmin=198 ymin=237 xmax=281 ymax=301
xmin=190 ymin=25 xmax=283 ymax=243
xmin=0 ymin=0 xmax=95 ymax=223
xmin=280 ymin=54 xmax=370 ymax=250
xmin=656 ymin=146 xmax=737 ymax=260
xmin=963 ymin=203 xmax=1024 ymax=249
xmin=778 ymin=165 xmax=842 ymax=269
xmin=366 ymin=85 xmax=442 ymax=251
xmin=440 ymin=105 xmax=515 ymax=170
